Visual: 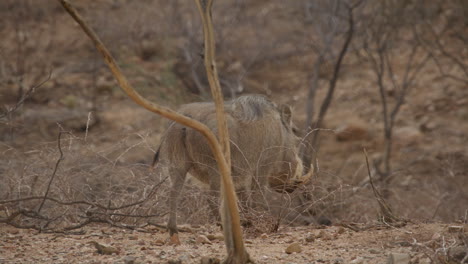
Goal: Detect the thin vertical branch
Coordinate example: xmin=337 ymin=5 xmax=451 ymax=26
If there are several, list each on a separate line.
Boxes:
xmin=37 ymin=130 xmax=69 ymax=214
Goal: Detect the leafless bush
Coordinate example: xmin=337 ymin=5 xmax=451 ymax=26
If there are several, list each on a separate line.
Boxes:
xmin=356 ymin=1 xmax=431 ymax=190
xmin=0 ymin=0 xmax=57 ymax=98
xmin=0 ymin=130 xmax=168 ymax=232
xmin=413 ymin=0 xmax=468 ymax=85
xmin=300 ymin=0 xmax=364 ymax=170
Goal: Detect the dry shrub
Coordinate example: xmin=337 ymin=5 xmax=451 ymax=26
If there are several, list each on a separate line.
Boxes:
xmin=0 ymin=131 xmax=170 ymax=231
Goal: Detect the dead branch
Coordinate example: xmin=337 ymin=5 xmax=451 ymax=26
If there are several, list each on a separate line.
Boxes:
xmin=0 ymin=174 xmax=166 ymax=211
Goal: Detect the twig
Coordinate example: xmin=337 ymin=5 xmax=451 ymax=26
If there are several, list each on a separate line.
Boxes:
xmin=363 ymin=148 xmax=401 ymax=224
xmin=84 ymin=111 xmax=92 ymax=141
xmin=1 ymin=175 xmax=168 ymax=210
xmin=37 ymin=129 xmax=69 ymax=213
xmin=0 ymin=70 xmax=52 ymax=119
xmin=147 ymin=221 xmax=194 ymax=233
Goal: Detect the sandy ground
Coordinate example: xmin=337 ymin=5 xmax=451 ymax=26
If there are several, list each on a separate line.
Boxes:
xmin=1 ymin=222 xmax=466 ymax=263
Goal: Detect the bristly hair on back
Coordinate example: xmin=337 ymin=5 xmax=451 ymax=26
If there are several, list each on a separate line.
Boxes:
xmin=230 ymin=95 xmax=277 ymax=122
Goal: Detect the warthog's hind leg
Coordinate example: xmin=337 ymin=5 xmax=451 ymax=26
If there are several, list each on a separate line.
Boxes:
xmin=167 ymin=166 xmax=189 ymax=245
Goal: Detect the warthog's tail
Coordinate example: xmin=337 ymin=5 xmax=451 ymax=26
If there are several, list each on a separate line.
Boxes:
xmin=151 ymin=145 xmax=161 ymax=168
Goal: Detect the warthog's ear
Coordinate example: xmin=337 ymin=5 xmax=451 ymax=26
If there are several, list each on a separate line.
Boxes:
xmin=279 ymin=104 xmax=293 ymax=129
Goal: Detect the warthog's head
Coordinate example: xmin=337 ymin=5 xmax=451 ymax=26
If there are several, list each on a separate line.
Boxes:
xmin=229 ymin=95 xmax=313 ymax=193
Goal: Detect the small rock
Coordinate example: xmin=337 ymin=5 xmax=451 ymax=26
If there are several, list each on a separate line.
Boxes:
xmin=167 ymin=260 xmax=182 ymax=264
xmin=350 ymin=257 xmax=365 ymax=264
xmin=8 ymin=229 xmax=19 ymax=235
xmin=317 ymin=230 xmax=332 ymax=240
xmin=387 ymin=252 xmax=410 ymax=264
xmin=285 ymin=242 xmax=302 ymax=254
xmin=431 ymin=233 xmax=441 ymax=240
xmin=89 ymin=241 xmax=120 ymax=255
xmin=395 ymin=241 xmax=411 ymax=247
xmin=196 ymin=235 xmax=212 ymax=245
xmin=123 ymin=256 xmax=136 ymax=264
xmin=260 ymin=233 xmax=268 ymax=239
xmin=419 ymin=118 xmax=437 ymax=132
xmin=335 ymin=119 xmax=369 ymax=141
xmin=96 ymin=76 xmax=114 ymax=94
xmin=206 ymin=233 xmax=224 ymax=241
xmin=153 ymin=239 xmax=165 ymax=246
xmin=394 ymin=126 xmax=423 ymax=147
xmin=305 ymin=234 xmax=315 ymax=243
xmin=334 ymin=258 xmax=344 ymax=264
xmin=200 ymin=256 xmax=221 ymax=264
xmin=419 ymin=257 xmax=431 ymax=264
xmin=369 ymin=249 xmax=379 ymax=254
xmin=337 ymin=227 xmax=345 ymax=234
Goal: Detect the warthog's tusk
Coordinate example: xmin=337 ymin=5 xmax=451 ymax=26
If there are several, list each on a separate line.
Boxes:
xmin=280 ymin=164 xmax=314 ymax=193
xmin=298 ymin=163 xmax=314 ymax=185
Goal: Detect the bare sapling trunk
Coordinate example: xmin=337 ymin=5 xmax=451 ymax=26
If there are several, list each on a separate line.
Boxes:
xmin=301 ymin=0 xmax=358 ymax=171
xmin=58 ymin=0 xmax=250 ymax=263
xmin=194 ymin=0 xmax=251 ymax=262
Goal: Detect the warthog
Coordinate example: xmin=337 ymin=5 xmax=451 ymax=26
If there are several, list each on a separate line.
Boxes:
xmin=153 ymin=95 xmax=312 ymax=237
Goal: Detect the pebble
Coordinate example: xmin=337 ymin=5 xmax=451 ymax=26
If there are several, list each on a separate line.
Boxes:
xmin=387 ymin=252 xmax=410 ymax=264
xmin=196 ymin=235 xmax=212 ymax=245
xmin=123 ymin=256 xmax=136 ymax=264
xmin=285 ymin=242 xmax=302 ymax=254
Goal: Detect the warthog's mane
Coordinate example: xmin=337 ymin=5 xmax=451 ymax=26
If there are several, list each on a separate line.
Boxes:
xmin=229 ymin=95 xmax=277 ymax=122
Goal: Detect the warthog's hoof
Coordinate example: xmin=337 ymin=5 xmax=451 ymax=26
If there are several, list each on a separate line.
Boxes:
xmin=169 ymin=233 xmax=181 ymax=246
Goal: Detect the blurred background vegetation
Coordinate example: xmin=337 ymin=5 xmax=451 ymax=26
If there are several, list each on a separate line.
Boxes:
xmin=0 ymin=0 xmax=467 ymax=232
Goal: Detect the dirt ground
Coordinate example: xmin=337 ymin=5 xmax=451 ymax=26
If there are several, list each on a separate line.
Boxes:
xmin=1 ymin=222 xmax=467 ymax=264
